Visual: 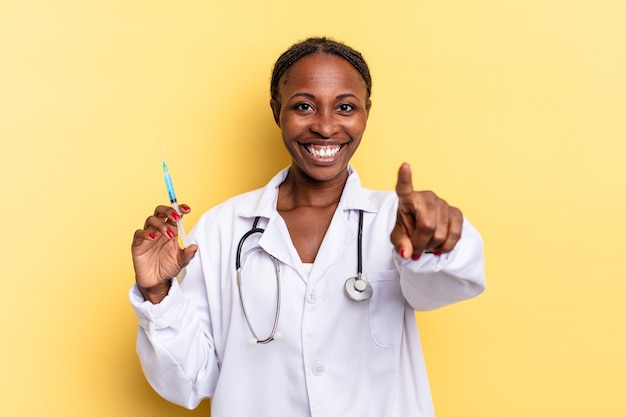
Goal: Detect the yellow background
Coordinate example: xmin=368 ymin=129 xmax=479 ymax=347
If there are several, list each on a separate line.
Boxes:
xmin=1 ymin=1 xmax=624 ymax=416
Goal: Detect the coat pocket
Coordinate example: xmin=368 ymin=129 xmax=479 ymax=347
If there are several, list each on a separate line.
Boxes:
xmin=365 ymin=270 xmax=406 ymax=348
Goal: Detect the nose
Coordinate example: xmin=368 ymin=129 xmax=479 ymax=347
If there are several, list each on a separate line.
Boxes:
xmin=310 ymin=109 xmax=339 ymax=138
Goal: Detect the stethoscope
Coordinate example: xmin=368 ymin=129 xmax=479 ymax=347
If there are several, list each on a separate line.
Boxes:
xmin=235 ymin=210 xmax=372 ymax=345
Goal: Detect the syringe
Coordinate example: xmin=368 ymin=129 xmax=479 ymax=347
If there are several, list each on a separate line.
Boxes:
xmin=161 ymin=155 xmax=188 ymax=247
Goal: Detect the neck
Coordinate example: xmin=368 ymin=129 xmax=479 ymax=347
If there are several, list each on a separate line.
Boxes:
xmin=278 ymin=167 xmax=348 ymax=210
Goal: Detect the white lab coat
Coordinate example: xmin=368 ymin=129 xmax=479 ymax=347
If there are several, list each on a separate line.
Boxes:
xmin=130 ymin=166 xmax=485 ymax=417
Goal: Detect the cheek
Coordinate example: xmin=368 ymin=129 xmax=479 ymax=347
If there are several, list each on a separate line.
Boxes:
xmin=279 ymin=115 xmax=304 ymax=138
xmin=347 ymin=116 xmax=368 ymax=137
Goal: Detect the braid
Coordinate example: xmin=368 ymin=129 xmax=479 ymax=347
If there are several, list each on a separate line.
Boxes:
xmin=270 ymin=37 xmax=372 ymax=104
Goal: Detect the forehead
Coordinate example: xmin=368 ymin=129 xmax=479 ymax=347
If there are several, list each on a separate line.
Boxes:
xmin=278 ymin=53 xmax=368 ymax=97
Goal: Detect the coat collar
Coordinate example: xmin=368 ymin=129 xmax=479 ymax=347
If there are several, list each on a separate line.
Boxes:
xmin=237 ymin=165 xmax=379 ymax=280
xmin=239 ymin=165 xmax=378 ymax=220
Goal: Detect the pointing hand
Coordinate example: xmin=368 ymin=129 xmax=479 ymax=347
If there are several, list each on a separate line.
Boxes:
xmin=390 ymin=163 xmax=463 ymax=260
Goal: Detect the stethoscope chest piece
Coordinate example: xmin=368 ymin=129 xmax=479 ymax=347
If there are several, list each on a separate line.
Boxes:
xmin=344 ymin=276 xmax=373 ymax=301
xmin=343 ymin=210 xmax=372 ymax=302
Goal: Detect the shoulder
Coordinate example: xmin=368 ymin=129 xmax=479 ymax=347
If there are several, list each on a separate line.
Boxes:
xmin=344 ymin=166 xmax=399 ymax=213
xmin=196 ymin=188 xmax=265 ymax=226
xmin=368 ymin=189 xmax=398 ymax=207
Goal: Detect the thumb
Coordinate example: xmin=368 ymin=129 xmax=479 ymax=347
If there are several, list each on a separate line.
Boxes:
xmin=180 ymin=244 xmax=198 ymax=267
xmin=396 ymin=163 xmax=414 ymax=201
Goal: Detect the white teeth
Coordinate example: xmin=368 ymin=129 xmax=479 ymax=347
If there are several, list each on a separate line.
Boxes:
xmin=305 ymin=144 xmax=341 ymax=158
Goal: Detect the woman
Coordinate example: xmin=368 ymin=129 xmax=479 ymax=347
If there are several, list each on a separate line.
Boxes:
xmin=130 ymin=37 xmax=485 ymax=416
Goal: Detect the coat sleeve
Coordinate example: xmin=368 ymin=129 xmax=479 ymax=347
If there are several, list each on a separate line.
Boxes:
xmin=395 ymin=218 xmax=486 ymax=311
xmin=129 ymin=255 xmax=220 ymax=410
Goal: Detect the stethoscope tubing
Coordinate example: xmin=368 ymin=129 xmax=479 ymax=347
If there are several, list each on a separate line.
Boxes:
xmin=236 ymin=210 xmax=371 ymax=344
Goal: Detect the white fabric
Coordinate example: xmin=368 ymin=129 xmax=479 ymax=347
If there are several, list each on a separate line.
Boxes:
xmin=130 ymin=166 xmax=486 ymax=417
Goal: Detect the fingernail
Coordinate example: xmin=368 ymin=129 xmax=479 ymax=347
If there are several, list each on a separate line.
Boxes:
xmin=166 ymin=229 xmax=175 ymax=239
xmin=411 ymin=253 xmax=421 ymax=261
xmin=180 ymin=204 xmax=190 ymax=211
xmin=433 ymin=251 xmax=442 ymax=256
xmin=399 ymin=248 xmax=406 ymax=258
xmin=172 ymin=211 xmax=181 ymax=221
xmin=148 ymin=233 xmax=157 ymax=239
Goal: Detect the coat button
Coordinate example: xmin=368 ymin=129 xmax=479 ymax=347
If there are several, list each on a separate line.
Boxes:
xmin=307 ymin=292 xmax=319 ymax=304
xmin=312 ymin=362 xmax=326 ymax=376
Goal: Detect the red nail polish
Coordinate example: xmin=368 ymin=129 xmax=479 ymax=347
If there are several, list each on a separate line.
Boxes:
xmin=411 ymin=253 xmax=421 ymax=261
xmin=180 ymin=204 xmax=190 ymax=211
xmin=399 ymin=248 xmax=406 ymax=258
xmin=166 ymin=229 xmax=175 ymax=239
xmin=433 ymin=251 xmax=442 ymax=256
xmin=148 ymin=233 xmax=157 ymax=239
xmin=172 ymin=211 xmax=180 ymax=221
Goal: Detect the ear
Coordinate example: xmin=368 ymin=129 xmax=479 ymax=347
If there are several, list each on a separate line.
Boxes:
xmin=270 ymin=99 xmax=281 ymax=127
xmin=365 ymin=99 xmax=372 ymax=119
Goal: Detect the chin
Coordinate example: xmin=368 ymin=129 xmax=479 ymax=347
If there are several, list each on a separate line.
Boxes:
xmin=300 ymin=164 xmax=349 ymax=183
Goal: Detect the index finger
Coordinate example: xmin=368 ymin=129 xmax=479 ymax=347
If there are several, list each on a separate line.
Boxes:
xmin=396 ymin=163 xmax=414 ymax=200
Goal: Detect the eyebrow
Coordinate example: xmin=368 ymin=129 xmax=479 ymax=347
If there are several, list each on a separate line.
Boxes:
xmin=288 ymin=92 xmax=362 ymax=102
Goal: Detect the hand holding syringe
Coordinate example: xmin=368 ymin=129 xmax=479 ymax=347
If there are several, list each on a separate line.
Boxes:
xmin=130 ymin=142 xmax=195 ymax=303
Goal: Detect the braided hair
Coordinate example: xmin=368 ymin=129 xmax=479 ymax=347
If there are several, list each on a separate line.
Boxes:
xmin=270 ymin=37 xmax=372 ymax=106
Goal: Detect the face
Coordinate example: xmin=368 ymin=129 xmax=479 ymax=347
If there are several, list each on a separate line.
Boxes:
xmin=270 ymin=53 xmax=371 ymax=184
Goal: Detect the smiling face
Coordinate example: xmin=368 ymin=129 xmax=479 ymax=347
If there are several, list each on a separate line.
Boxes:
xmin=271 ymin=53 xmax=371 ymax=184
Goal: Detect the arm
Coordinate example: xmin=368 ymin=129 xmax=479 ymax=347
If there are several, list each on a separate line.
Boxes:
xmin=130 ymin=276 xmax=220 ymax=409
xmin=389 ymin=163 xmax=486 ymax=310
xmin=394 ymin=219 xmax=485 ymax=310
xmin=130 ymin=205 xmax=219 ymax=409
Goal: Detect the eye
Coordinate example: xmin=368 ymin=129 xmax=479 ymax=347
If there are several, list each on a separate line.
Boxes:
xmin=337 ymin=103 xmax=355 ymax=113
xmin=295 ymin=103 xmax=314 ymax=112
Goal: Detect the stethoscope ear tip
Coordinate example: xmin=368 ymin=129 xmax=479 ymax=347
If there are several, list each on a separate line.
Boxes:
xmin=248 ymin=338 xmax=258 ymax=346
xmin=273 ymin=331 xmax=283 ymax=340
